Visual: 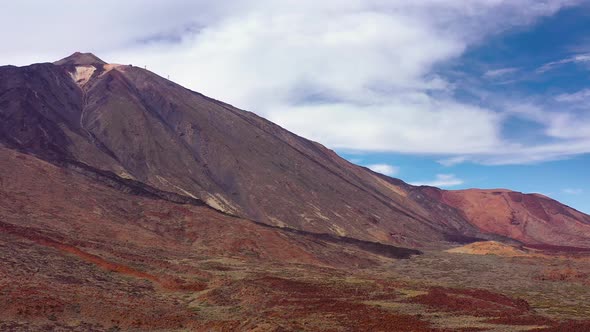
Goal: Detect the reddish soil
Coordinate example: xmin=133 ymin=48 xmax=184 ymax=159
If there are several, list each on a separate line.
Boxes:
xmin=485 ymin=315 xmax=554 ymax=326
xmin=206 ymin=276 xmax=452 ymax=331
xmin=409 ymin=286 xmax=530 ymax=317
xmin=532 ymin=321 xmax=590 ymax=332
xmin=408 ymin=286 xmax=590 ymax=331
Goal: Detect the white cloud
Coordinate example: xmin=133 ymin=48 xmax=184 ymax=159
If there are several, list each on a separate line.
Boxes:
xmin=484 ymin=67 xmax=519 ymax=78
xmin=563 ymin=188 xmax=584 ymax=195
xmin=365 ymin=164 xmax=399 ymax=176
xmin=410 ymin=174 xmax=464 ymax=188
xmin=438 ymin=156 xmax=469 ymax=167
xmin=530 ymin=89 xmax=590 ymax=143
xmin=457 ymin=140 xmax=590 ymax=165
xmin=270 ymin=101 xmax=503 ymax=154
xmin=436 ymin=98 xmax=590 ymax=165
xmin=536 ymin=53 xmax=590 ymax=73
xmin=347 ymin=158 xmax=363 ymax=164
xmin=435 ymin=137 xmax=590 ymax=165
xmin=0 ymin=0 xmax=585 ymax=166
xmin=555 ymin=89 xmax=590 ymax=103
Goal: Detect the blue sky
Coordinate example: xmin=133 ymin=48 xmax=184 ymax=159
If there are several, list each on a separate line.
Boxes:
xmin=0 ymin=1 xmax=588 ymax=212
xmin=340 ymin=4 xmax=590 ymax=213
xmin=341 ymin=152 xmax=590 ymax=214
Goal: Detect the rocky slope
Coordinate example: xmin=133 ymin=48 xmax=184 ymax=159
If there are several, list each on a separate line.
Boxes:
xmin=0 ymin=146 xmax=425 ymax=330
xmin=0 ymin=146 xmax=419 ymax=265
xmin=419 ymin=187 xmax=590 ymax=249
xmin=3 ymin=148 xmax=590 ymax=332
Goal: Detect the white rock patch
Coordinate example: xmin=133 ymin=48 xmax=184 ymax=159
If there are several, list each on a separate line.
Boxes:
xmin=70 ymin=65 xmax=96 ymax=87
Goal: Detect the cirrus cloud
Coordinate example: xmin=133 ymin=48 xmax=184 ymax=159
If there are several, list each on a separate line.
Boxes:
xmin=563 ymin=188 xmax=584 ymax=195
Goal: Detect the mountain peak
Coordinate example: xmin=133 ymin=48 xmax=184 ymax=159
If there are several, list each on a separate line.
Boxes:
xmin=53 ymin=52 xmax=106 ymax=66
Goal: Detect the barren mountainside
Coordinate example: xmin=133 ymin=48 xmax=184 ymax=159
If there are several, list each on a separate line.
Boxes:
xmin=1 ymin=52 xmax=589 ymax=250
xmin=420 ymin=187 xmax=590 ymax=248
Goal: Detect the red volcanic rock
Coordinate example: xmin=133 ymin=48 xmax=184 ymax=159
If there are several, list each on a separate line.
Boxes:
xmin=421 ymin=188 xmax=590 ymax=248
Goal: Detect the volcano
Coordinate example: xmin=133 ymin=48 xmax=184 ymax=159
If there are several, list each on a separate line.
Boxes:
xmin=1 ymin=53 xmax=590 ymax=331
xmin=2 ymin=52 xmax=589 ymax=248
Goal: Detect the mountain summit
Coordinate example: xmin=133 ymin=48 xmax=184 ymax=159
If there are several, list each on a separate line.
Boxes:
xmin=53 ymin=52 xmax=107 ymax=66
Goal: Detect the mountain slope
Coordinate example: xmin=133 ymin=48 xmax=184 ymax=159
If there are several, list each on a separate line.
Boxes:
xmin=0 ymin=145 xmax=428 ymax=330
xmin=419 ymin=187 xmax=590 ymax=248
xmin=0 ymin=145 xmax=418 ymax=268
xmin=0 ymin=52 xmax=484 ymax=247
xmin=4 ymin=147 xmax=590 ymax=332
xmin=1 ymin=52 xmax=589 ymax=249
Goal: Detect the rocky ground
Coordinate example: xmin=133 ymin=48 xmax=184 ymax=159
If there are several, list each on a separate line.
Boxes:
xmin=1 ymin=244 xmax=590 ymax=331
xmin=1 ymin=148 xmax=590 ymax=331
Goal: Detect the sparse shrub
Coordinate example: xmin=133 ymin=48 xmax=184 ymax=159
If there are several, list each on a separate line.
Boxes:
xmin=536 ymin=267 xmax=588 ymax=282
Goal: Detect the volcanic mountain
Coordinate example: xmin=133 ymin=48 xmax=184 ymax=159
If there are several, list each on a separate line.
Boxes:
xmin=1 ymin=52 xmax=590 ymax=250
xmin=3 ymin=53 xmax=590 ymax=331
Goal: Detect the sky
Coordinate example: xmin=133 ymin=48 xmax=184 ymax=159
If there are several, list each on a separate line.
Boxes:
xmin=1 ymin=0 xmax=589 ymax=212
